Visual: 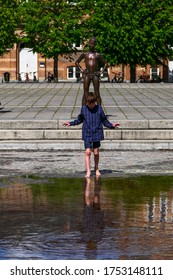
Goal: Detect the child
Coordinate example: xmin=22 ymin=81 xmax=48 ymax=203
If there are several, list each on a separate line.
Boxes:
xmin=63 ymin=92 xmax=120 ymax=177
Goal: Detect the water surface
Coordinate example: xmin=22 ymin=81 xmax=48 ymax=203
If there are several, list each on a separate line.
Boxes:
xmin=0 ymin=175 xmax=173 ymax=260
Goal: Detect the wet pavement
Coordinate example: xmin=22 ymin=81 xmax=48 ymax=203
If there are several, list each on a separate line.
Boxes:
xmin=0 ymin=150 xmax=173 ymax=178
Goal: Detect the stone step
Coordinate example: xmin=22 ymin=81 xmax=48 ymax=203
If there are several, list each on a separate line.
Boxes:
xmin=1 ymin=129 xmax=173 ymax=140
xmin=1 ymin=119 xmax=173 ymax=130
xmin=0 ymin=140 xmax=173 ymax=151
xmin=0 ymin=120 xmax=173 ymax=151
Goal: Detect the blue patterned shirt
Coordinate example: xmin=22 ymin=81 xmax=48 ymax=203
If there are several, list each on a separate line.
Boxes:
xmin=70 ymin=105 xmax=114 ymax=142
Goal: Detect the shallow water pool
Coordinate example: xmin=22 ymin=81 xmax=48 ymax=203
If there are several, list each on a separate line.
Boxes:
xmin=0 ymin=175 xmax=173 ymax=260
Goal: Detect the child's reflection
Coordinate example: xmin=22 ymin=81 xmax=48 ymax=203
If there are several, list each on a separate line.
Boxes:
xmin=81 ymin=177 xmax=104 ymax=259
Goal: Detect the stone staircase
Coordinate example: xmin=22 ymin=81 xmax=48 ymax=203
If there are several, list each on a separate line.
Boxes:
xmin=1 ymin=119 xmax=173 ymax=150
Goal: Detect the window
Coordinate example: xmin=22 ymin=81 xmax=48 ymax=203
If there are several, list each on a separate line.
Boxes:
xmin=67 ymin=66 xmax=80 ymax=79
xmin=150 ymin=66 xmax=159 ymax=79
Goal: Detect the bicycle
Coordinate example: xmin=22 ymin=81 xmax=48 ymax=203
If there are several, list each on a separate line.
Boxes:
xmin=32 ymin=71 xmax=38 ymax=82
xmin=111 ymin=72 xmax=123 ymax=83
xmin=43 ymin=72 xmax=54 ymax=83
xmin=16 ymin=72 xmax=24 ymax=82
xmin=135 ymin=70 xmax=150 ymax=83
xmin=76 ymin=72 xmax=83 ymax=83
xmin=150 ymin=74 xmax=162 ymax=83
xmin=136 ymin=74 xmax=150 ymax=83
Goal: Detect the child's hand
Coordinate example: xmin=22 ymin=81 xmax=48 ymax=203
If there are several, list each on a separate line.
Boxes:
xmin=63 ymin=122 xmax=70 ymax=127
xmin=112 ymin=123 xmax=120 ymax=128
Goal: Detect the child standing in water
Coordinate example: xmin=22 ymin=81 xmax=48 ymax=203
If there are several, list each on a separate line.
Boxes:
xmin=63 ymin=92 xmax=120 ymax=177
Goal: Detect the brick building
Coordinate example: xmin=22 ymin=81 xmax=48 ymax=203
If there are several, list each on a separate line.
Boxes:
xmin=0 ymin=43 xmax=81 ymax=82
xmin=0 ymin=43 xmax=171 ymax=83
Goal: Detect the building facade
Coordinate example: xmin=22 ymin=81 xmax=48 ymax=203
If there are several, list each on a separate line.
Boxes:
xmin=0 ymin=43 xmax=171 ymax=83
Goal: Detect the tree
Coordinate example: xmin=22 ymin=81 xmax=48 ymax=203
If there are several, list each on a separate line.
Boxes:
xmin=80 ymin=0 xmax=173 ymax=82
xmin=0 ymin=0 xmax=19 ymax=56
xmin=19 ymin=0 xmax=84 ymax=80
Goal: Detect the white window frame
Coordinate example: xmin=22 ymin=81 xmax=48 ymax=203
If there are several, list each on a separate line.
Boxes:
xmin=150 ymin=66 xmax=159 ymax=79
xmin=67 ymin=66 xmax=81 ymax=80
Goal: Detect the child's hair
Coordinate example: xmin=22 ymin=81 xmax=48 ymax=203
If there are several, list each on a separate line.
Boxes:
xmin=86 ymin=92 xmax=97 ymax=104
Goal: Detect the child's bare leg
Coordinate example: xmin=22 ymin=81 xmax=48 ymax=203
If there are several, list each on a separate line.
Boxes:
xmin=85 ymin=148 xmax=91 ymax=177
xmin=94 ymin=148 xmax=101 ymax=176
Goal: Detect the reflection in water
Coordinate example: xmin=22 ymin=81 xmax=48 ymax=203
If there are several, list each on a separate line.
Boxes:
xmin=81 ymin=177 xmax=104 ymax=259
xmin=160 ymin=193 xmax=167 ymax=222
xmin=0 ymin=175 xmax=173 ymax=259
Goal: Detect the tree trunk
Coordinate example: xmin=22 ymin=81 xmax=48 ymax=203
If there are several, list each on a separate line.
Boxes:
xmin=130 ymin=64 xmax=136 ymax=83
xmin=162 ymin=60 xmax=169 ymax=82
xmin=122 ymin=64 xmax=124 ymax=81
xmin=53 ymin=56 xmax=58 ymax=82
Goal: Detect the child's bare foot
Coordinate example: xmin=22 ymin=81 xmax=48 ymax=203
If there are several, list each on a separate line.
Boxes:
xmin=85 ymin=172 xmax=91 ymax=178
xmin=95 ymin=169 xmax=101 ymax=176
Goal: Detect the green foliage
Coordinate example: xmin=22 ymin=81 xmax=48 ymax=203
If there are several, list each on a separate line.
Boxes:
xmin=19 ymin=0 xmax=84 ymax=58
xmin=0 ymin=0 xmax=19 ymax=56
xmin=82 ymin=0 xmax=173 ymax=67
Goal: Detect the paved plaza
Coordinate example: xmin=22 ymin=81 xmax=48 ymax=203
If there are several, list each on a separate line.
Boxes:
xmin=0 ymin=82 xmax=173 ymax=121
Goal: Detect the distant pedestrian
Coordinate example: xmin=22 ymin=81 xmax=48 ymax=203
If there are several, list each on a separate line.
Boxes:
xmin=63 ymin=92 xmax=120 ymax=177
xmin=48 ymin=72 xmax=54 ymax=82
